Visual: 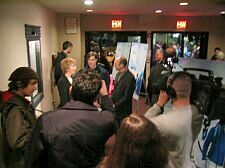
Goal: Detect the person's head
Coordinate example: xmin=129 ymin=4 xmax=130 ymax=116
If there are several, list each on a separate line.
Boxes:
xmin=214 ymin=47 xmax=221 ymax=54
xmin=167 ymin=72 xmax=192 ymax=101
xmin=8 ymin=67 xmax=38 ymax=97
xmin=60 ymin=58 xmax=77 ymax=76
xmin=105 ymin=114 xmax=168 ymax=168
xmin=216 ymin=51 xmax=225 ymax=61
xmin=155 ymin=49 xmax=164 ymax=62
xmin=90 ymin=41 xmax=98 ymax=51
xmin=165 ymin=47 xmax=176 ymax=58
xmin=114 ymin=56 xmax=127 ymax=72
xmin=71 ymin=69 xmax=102 ymax=105
xmin=86 ymin=51 xmax=98 ymax=69
xmin=62 ymin=41 xmax=73 ymax=54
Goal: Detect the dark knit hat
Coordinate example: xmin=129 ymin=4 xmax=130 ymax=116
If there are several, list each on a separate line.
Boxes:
xmin=8 ymin=67 xmax=39 ymax=81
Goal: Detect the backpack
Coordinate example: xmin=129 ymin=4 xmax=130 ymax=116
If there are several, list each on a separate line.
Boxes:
xmin=0 ymin=91 xmax=14 ymax=114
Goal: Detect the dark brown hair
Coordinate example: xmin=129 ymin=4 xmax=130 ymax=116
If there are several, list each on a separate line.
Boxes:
xmin=102 ymin=114 xmax=168 ymax=168
xmin=62 ymin=41 xmax=73 ymax=50
xmin=71 ymin=69 xmax=101 ymax=105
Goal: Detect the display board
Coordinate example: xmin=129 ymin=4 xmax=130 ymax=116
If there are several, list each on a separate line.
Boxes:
xmin=112 ymin=42 xmax=132 ymax=79
xmin=128 ymin=42 xmax=149 ymax=100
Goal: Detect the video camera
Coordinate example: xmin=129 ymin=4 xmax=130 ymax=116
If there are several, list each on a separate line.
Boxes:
xmin=153 ymin=68 xmax=225 ymax=121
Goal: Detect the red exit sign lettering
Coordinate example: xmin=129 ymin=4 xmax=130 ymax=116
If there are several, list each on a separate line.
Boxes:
xmin=112 ymin=20 xmax=122 ymax=29
xmin=176 ymin=20 xmax=187 ymax=29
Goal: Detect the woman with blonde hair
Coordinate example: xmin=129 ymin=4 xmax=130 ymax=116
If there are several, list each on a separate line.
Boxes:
xmin=100 ymin=114 xmax=168 ymax=168
xmin=58 ymin=57 xmax=76 ymax=107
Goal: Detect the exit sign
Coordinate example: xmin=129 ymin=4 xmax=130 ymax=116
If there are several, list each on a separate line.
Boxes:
xmin=112 ymin=19 xmax=122 ymax=29
xmin=176 ymin=20 xmax=187 ymax=29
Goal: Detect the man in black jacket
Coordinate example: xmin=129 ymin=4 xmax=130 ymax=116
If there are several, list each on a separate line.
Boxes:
xmin=26 ymin=69 xmax=116 ymax=168
xmin=111 ymin=56 xmax=136 ymax=124
xmin=147 ymin=48 xmax=167 ymax=106
xmin=54 ymin=41 xmax=73 ymax=85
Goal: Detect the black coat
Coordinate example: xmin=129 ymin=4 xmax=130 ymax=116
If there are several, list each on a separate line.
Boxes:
xmin=147 ymin=62 xmax=167 ymax=105
xmin=58 ymin=74 xmax=71 ymax=107
xmin=54 ymin=51 xmax=67 ymax=85
xmin=111 ymin=69 xmax=135 ymax=123
xmin=25 ymin=96 xmax=116 ymax=168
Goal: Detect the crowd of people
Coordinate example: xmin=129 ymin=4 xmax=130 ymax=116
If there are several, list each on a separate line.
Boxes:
xmin=0 ymin=40 xmax=224 ymax=168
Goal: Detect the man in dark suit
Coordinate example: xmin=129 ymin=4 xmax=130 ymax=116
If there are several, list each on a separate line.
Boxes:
xmin=147 ymin=48 xmax=166 ymax=106
xmin=111 ymin=56 xmax=136 ymax=124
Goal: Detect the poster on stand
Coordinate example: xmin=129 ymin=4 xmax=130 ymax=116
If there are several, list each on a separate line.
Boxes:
xmin=112 ymin=42 xmax=131 ymax=79
xmin=128 ymin=42 xmax=148 ymax=100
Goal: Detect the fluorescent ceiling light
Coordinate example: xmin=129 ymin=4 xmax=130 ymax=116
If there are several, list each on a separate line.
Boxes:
xmin=84 ymin=0 xmax=93 ymax=5
xmin=220 ymin=11 xmax=225 ymax=14
xmin=155 ymin=10 xmax=162 ymax=13
xmin=180 ymin=2 xmax=188 ymax=6
xmin=86 ymin=9 xmax=93 ymax=12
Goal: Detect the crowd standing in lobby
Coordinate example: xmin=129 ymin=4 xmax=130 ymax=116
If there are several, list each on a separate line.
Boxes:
xmin=0 ymin=40 xmax=224 ymax=168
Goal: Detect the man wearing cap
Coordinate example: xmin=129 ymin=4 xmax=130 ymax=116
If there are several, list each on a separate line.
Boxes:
xmin=1 ymin=67 xmax=38 ymax=168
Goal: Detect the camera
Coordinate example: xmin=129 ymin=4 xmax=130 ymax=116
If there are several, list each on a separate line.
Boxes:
xmin=153 ymin=68 xmax=225 ymax=120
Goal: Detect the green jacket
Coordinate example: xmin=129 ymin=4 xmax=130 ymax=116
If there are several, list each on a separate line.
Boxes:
xmin=1 ymin=91 xmax=36 ymax=168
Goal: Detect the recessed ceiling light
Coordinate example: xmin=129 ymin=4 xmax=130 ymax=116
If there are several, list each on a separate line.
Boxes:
xmin=84 ymin=0 xmax=93 ymax=6
xmin=155 ymin=10 xmax=162 ymax=13
xmin=180 ymin=2 xmax=188 ymax=6
xmin=86 ymin=9 xmax=93 ymax=12
xmin=220 ymin=11 xmax=225 ymax=14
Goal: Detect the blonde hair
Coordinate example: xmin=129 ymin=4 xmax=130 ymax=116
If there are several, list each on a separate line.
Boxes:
xmin=60 ymin=58 xmax=76 ymax=74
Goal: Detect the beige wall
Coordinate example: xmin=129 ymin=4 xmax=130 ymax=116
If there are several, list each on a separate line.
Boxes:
xmin=80 ymin=14 xmax=225 ymax=59
xmin=57 ymin=14 xmax=82 ymax=70
xmin=0 ymin=0 xmax=58 ymax=111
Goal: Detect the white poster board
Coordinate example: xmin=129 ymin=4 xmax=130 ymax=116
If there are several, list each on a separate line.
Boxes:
xmin=112 ymin=42 xmax=131 ymax=79
xmin=128 ymin=42 xmax=149 ymax=100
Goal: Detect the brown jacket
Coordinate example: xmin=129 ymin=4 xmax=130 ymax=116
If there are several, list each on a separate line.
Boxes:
xmin=1 ymin=91 xmax=36 ymax=168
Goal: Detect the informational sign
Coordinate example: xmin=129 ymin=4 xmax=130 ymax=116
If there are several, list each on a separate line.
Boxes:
xmin=112 ymin=42 xmax=132 ymax=79
xmin=128 ymin=42 xmax=149 ymax=99
xmin=65 ymin=17 xmax=77 ymax=34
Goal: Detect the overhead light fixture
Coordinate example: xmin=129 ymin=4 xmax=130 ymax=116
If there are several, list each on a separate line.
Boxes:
xmin=220 ymin=11 xmax=225 ymax=14
xmin=84 ymin=0 xmax=93 ymax=6
xmin=180 ymin=2 xmax=188 ymax=6
xmin=86 ymin=9 xmax=93 ymax=12
xmin=155 ymin=10 xmax=162 ymax=13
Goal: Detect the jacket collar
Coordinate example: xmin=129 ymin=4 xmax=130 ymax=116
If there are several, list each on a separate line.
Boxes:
xmin=60 ymin=74 xmax=71 ymax=85
xmin=61 ymin=101 xmax=98 ymax=111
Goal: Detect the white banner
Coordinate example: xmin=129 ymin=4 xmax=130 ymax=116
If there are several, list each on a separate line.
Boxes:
xmin=128 ymin=42 xmax=148 ymax=100
xmin=112 ymin=42 xmax=131 ymax=79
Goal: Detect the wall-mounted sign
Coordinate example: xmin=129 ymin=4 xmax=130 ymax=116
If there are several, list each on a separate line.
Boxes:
xmin=65 ymin=17 xmax=77 ymax=34
xmin=176 ymin=20 xmax=187 ymax=29
xmin=112 ymin=19 xmax=122 ymax=29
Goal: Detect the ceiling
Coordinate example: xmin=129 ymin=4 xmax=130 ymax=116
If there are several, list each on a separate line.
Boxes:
xmin=36 ymin=0 xmax=225 ymax=16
